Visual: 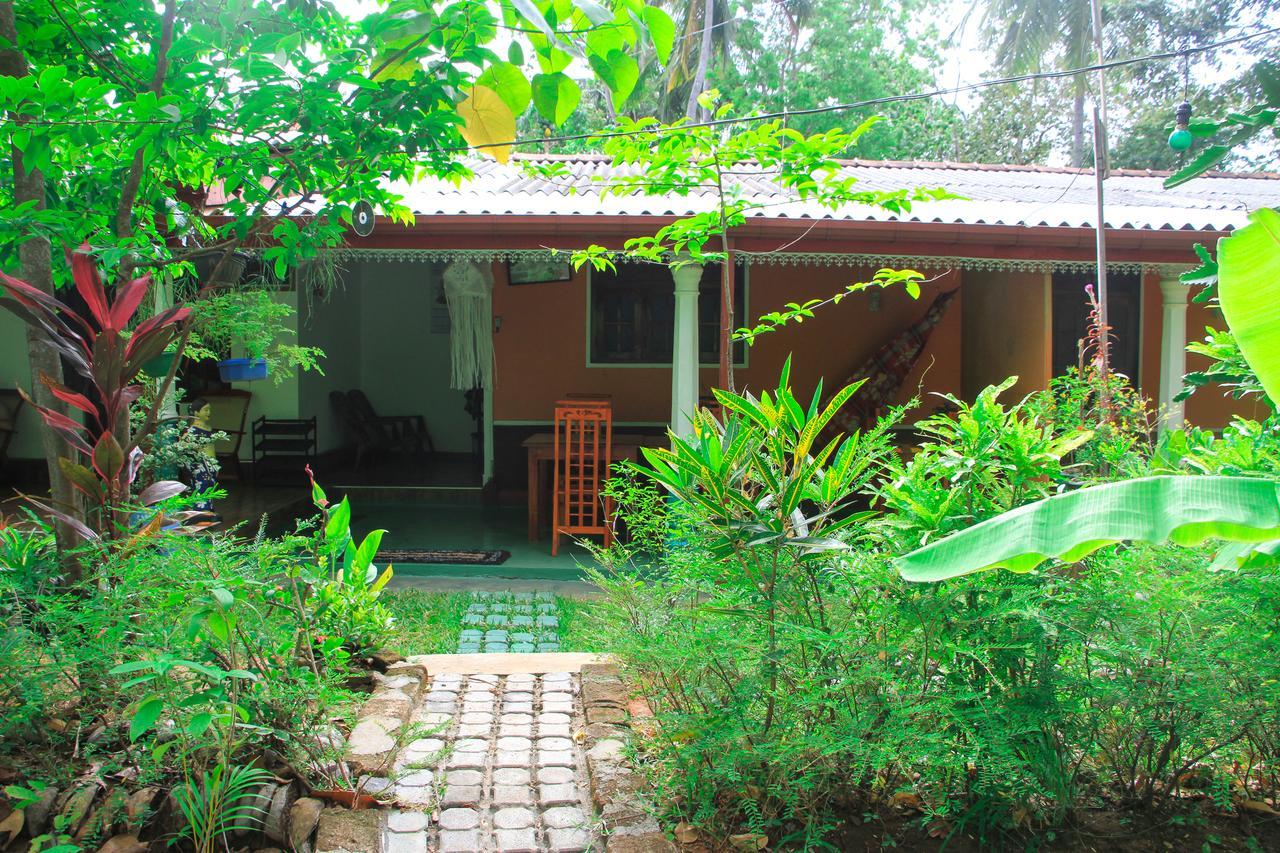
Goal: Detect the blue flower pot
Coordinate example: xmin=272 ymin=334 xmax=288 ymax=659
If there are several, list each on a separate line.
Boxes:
xmin=217 ymin=357 xmax=268 ymax=382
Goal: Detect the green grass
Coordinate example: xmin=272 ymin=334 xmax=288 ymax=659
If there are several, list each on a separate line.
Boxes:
xmin=382 ymin=590 xmax=470 ymax=655
xmin=556 ymin=594 xmax=607 ymax=653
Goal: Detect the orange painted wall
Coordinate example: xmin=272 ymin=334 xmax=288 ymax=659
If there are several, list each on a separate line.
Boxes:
xmin=1183 ymin=297 xmax=1271 ymax=427
xmin=960 ymin=270 xmax=1051 ymax=401
xmin=490 ymin=260 xmax=964 ymax=423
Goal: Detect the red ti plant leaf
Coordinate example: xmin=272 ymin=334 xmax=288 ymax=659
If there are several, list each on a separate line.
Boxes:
xmin=22 ymin=494 xmax=99 ymax=543
xmin=130 ymin=305 xmax=190 ymax=341
xmin=108 ymin=275 xmax=152 ymax=332
xmin=40 ymin=375 xmax=98 ymax=417
xmin=125 ymin=446 xmax=143 ymax=487
xmin=91 ymin=431 xmax=127 ymax=484
xmin=67 ymin=243 xmax=111 ymax=330
xmin=108 ymin=385 xmax=144 ymax=444
xmin=58 ymin=458 xmax=106 ymax=501
xmin=138 ymin=480 xmax=187 ymax=506
xmin=20 ymin=387 xmax=93 ymax=455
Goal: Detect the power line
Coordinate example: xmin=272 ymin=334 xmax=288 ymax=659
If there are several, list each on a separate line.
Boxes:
xmin=467 ymin=25 xmax=1280 ymax=152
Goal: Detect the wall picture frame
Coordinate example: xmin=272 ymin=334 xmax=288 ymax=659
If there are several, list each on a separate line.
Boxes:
xmin=507 ymin=256 xmax=573 ymax=285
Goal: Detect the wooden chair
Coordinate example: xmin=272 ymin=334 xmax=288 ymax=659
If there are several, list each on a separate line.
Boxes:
xmin=331 ymin=390 xmax=415 ymax=471
xmin=0 ymin=390 xmax=23 ymax=471
xmin=201 ymin=389 xmax=252 ymax=482
xmin=347 ymin=389 xmax=433 ymax=455
xmin=552 ymin=400 xmax=614 ymax=556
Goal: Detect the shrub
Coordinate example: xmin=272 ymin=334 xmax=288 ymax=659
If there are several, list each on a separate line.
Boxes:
xmin=587 ymin=368 xmax=1280 ymax=849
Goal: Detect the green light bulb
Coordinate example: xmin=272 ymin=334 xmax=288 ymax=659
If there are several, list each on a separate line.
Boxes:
xmin=1169 ymin=127 xmax=1193 ymax=151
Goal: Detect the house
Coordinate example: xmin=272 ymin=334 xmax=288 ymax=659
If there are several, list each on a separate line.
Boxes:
xmin=0 ymin=157 xmax=1276 ymax=551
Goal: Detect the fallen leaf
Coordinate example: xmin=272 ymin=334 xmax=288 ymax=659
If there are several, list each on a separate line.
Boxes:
xmin=1241 ymin=799 xmax=1278 ymax=815
xmin=97 ymin=834 xmax=147 ymax=853
xmin=0 ymin=807 xmax=24 ymax=845
xmin=674 ymin=821 xmax=699 ymax=843
xmin=729 ymin=832 xmax=768 ymax=850
xmin=891 ymin=791 xmax=923 ymax=811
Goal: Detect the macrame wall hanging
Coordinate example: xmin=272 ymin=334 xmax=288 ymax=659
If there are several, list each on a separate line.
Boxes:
xmin=442 ymin=259 xmax=495 ymax=391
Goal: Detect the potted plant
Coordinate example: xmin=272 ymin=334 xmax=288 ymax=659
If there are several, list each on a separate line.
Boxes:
xmin=186 ymin=289 xmax=320 ymax=383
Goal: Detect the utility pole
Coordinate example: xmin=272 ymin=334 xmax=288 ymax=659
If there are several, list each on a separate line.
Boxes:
xmin=1089 ymin=0 xmax=1110 ymax=381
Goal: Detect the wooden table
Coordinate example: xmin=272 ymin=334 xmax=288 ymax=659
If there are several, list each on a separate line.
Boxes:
xmin=523 ymin=432 xmax=661 ymax=542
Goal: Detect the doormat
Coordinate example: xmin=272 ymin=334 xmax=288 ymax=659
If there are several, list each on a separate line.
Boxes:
xmin=377 ymin=548 xmax=511 ymax=566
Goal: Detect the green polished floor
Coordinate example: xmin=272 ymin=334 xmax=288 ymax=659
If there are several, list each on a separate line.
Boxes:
xmin=348 ymin=502 xmax=599 ymax=581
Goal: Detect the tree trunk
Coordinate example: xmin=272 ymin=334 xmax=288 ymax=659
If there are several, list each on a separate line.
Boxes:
xmin=1070 ymin=78 xmax=1086 ymax=168
xmin=0 ymin=1 xmax=83 ymax=569
xmin=684 ymin=0 xmax=716 ymax=120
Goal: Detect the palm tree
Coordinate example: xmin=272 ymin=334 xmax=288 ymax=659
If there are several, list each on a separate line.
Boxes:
xmin=663 ymin=0 xmax=735 ymax=119
xmin=980 ymin=0 xmax=1095 ymax=166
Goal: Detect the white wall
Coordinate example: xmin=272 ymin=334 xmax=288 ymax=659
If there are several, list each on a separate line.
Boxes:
xmin=356 ymin=260 xmax=474 ymax=454
xmin=0 ymin=309 xmax=42 ymax=459
xmin=299 ymin=267 xmax=364 ymax=453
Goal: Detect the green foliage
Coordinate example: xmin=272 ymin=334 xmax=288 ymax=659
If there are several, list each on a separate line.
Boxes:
xmin=185 ymin=288 xmax=325 ymax=383
xmin=708 ymin=0 xmax=961 ymax=158
xmin=0 ymin=480 xmax=397 ymax=823
xmin=575 ymin=95 xmax=951 ymax=269
xmin=877 ymin=377 xmax=1091 ymax=543
xmin=381 ymin=590 xmax=471 ymax=655
xmin=1180 ymin=326 xmax=1270 ymax=406
xmin=172 ymin=763 xmax=274 ymax=853
xmin=1163 ymin=60 xmax=1280 ymax=188
xmin=894 ymin=475 xmax=1280 ymax=581
xmin=1028 ymin=365 xmax=1153 ymax=478
xmin=1215 ymin=208 xmax=1280 ymax=406
xmin=591 ymin=378 xmax=1280 ymax=844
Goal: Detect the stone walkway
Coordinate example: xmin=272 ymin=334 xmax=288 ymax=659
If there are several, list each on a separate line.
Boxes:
xmin=384 ymin=669 xmax=596 ymax=852
xmin=334 ymin=655 xmax=672 ymax=853
xmin=457 ymin=592 xmax=561 ymax=654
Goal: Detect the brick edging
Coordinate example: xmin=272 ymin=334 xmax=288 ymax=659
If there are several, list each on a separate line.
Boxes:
xmin=579 ymin=663 xmax=675 ymax=853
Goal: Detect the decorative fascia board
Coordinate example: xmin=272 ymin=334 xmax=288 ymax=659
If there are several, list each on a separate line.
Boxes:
xmin=328 ymin=246 xmax=1150 ymax=274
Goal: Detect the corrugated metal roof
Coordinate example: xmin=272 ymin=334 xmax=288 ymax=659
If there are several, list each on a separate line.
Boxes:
xmin=389 ymin=155 xmax=1280 ymax=232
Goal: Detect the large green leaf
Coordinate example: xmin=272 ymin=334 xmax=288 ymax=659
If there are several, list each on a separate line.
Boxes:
xmin=643 ymin=6 xmax=675 ymax=65
xmin=476 ymin=62 xmax=531 ymax=115
xmin=1217 ymin=207 xmax=1280 ymax=406
xmin=894 ymin=476 xmax=1280 ymax=582
xmin=589 ymin=49 xmax=638 ymax=110
xmin=531 ymin=72 xmax=580 ymax=125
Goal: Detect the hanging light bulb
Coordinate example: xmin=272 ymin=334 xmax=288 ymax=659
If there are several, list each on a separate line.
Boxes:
xmin=1168 ymin=101 xmax=1193 ymax=151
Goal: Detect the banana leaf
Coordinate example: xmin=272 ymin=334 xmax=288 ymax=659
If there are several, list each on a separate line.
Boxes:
xmin=1217 ymin=207 xmax=1280 ymax=407
xmin=894 ymin=475 xmax=1280 ymax=582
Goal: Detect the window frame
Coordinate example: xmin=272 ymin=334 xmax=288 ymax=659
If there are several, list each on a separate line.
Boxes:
xmin=585 ymin=262 xmax=750 ymax=369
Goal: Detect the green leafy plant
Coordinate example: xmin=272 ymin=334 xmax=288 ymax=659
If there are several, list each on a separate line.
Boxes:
xmin=569 ymin=92 xmax=950 ymax=386
xmin=895 ymin=207 xmax=1280 ymax=580
xmin=894 ymin=475 xmax=1280 ymax=581
xmin=876 ymin=377 xmax=1092 ymax=544
xmin=305 ymin=468 xmax=395 ymax=655
xmin=1163 ymin=60 xmax=1279 ymax=188
xmin=172 ymin=763 xmax=274 ymax=853
xmin=185 ymin=288 xmax=324 ymax=383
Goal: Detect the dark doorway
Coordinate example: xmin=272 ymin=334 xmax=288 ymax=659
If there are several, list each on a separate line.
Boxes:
xmin=1051 ymin=270 xmax=1142 ymax=384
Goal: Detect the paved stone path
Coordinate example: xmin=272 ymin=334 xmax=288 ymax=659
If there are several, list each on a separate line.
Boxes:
xmin=383 ymin=670 xmax=598 ymax=852
xmin=457 ymin=592 xmax=561 ymax=654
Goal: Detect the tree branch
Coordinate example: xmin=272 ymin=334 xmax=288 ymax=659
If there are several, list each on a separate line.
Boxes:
xmin=115 ymin=0 xmax=177 ymax=244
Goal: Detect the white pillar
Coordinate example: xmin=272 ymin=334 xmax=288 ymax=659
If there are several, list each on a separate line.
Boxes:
xmin=1158 ymin=277 xmax=1189 ymax=433
xmin=670 ymin=261 xmax=703 ymax=438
